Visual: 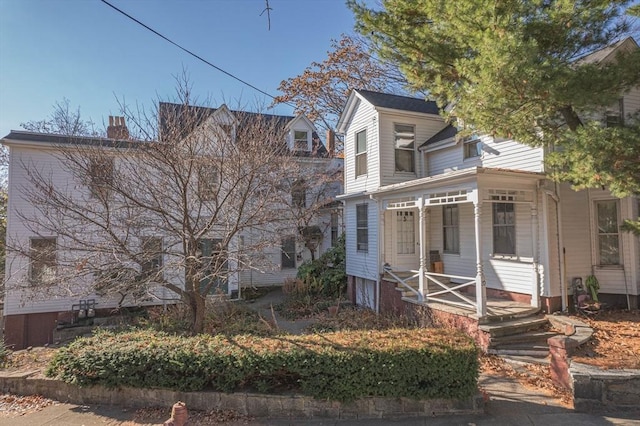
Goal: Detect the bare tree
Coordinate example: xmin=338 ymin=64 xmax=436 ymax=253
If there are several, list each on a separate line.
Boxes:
xmin=8 ymin=80 xmax=307 ymax=333
xmin=20 ymin=98 xmax=100 ymax=137
xmin=273 ymin=34 xmax=411 ymax=151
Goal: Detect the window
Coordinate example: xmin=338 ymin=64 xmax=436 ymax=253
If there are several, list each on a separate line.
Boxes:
xmin=356 ymin=204 xmax=368 ymax=252
xmin=199 ymin=238 xmax=227 ymax=294
xmin=291 ymin=180 xmax=306 ymax=208
xmin=330 ymin=212 xmax=339 ymax=247
xmin=141 ymin=237 xmax=163 ymax=278
xmin=217 ymin=123 xmax=233 ymax=140
xmin=198 ymin=165 xmax=219 ymax=200
xmin=396 ymin=211 xmax=415 ymax=254
xmin=294 ymin=130 xmax=308 ymax=151
xmin=605 ymin=99 xmax=624 ymax=128
xmin=443 ymin=205 xmax=460 ymax=254
xmin=281 ymin=236 xmax=296 ymax=269
xmin=30 ymin=237 xmax=56 ymax=284
xmin=394 ymin=124 xmax=415 ymax=173
xmin=355 ymin=129 xmax=367 ymax=177
xmin=492 ymin=203 xmax=515 ymax=255
xmin=463 ymin=136 xmax=482 ymax=159
xmin=595 ymin=200 xmax=620 ymax=265
xmin=89 ymin=157 xmax=114 ymax=197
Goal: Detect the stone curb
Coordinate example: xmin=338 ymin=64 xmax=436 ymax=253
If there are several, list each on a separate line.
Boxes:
xmin=0 ymin=372 xmax=485 ymax=420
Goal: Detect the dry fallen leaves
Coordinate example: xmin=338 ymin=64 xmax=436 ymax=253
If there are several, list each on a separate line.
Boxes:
xmin=0 ymin=394 xmax=56 ymax=417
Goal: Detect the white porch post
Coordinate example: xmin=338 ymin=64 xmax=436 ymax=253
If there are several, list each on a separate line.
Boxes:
xmin=474 ymin=202 xmax=487 ymax=317
xmin=418 ymin=198 xmax=425 ymax=301
xmin=531 ymin=203 xmax=542 ymax=309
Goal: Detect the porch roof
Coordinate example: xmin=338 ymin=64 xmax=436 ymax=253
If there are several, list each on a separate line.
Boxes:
xmin=371 ymin=167 xmax=545 ymax=197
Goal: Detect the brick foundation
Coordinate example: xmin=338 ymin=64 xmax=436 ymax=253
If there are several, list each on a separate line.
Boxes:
xmin=379 ymin=280 xmax=407 ymax=317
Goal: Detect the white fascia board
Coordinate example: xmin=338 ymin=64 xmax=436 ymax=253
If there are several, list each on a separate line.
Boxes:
xmin=419 ymin=137 xmax=457 ymax=153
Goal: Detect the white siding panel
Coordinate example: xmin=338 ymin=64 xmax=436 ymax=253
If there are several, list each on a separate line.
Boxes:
xmin=343 ymin=100 xmax=380 ymax=194
xmin=438 ymin=203 xmax=477 ymax=278
xmin=344 ymin=198 xmax=379 ymax=281
xmin=427 ymin=145 xmax=462 ymax=176
xmin=559 ymin=185 xmax=592 ymax=286
xmin=623 ymin=86 xmax=640 ymax=117
xmin=481 ymin=138 xmax=544 ymax=172
xmin=378 ymin=111 xmax=445 ymax=185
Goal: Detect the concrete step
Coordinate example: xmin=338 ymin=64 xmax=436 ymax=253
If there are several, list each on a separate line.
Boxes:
xmin=482 ymin=306 xmax=541 ymax=323
xmin=479 ymin=316 xmax=549 ymax=338
xmin=501 ymin=354 xmax=551 ymax=367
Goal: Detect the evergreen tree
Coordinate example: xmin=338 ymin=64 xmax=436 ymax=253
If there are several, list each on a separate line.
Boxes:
xmin=349 ymin=0 xmax=640 ymax=231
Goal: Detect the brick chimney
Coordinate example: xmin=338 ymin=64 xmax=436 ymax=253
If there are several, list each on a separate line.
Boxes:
xmin=107 ymin=116 xmax=130 ymax=139
xmin=326 ymin=129 xmax=335 ymax=158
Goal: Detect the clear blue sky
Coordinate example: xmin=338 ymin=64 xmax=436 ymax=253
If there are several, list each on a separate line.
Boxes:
xmin=0 ymin=0 xmax=359 ymax=137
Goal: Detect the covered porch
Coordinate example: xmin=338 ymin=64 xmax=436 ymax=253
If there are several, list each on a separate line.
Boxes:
xmin=372 ymin=168 xmax=546 ymax=322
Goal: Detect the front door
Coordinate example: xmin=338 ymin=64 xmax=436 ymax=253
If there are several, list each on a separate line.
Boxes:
xmin=393 ymin=210 xmax=419 ymax=270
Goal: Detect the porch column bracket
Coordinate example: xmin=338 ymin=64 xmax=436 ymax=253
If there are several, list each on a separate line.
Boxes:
xmin=418 ymin=198 xmax=425 ymax=301
xmin=474 ymin=202 xmax=487 ymax=317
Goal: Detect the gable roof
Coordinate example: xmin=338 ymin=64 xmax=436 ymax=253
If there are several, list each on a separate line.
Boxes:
xmin=576 ymin=37 xmax=639 ymax=65
xmin=356 ymin=90 xmax=440 ymax=115
xmin=419 ymin=124 xmax=458 ymax=149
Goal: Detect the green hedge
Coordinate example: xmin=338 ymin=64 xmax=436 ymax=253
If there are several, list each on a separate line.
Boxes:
xmin=46 ymin=329 xmax=479 ymax=402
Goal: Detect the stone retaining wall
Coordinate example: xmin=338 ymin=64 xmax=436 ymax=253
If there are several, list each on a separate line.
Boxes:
xmin=571 ymin=363 xmax=640 ymax=412
xmin=0 ymin=372 xmax=484 ymax=420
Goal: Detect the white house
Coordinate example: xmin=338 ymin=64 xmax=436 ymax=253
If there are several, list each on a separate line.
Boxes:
xmin=337 ymin=41 xmax=639 ymax=321
xmin=2 ymin=104 xmax=343 ymax=349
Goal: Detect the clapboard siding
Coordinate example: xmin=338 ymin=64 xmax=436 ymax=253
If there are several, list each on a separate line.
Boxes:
xmin=378 ymin=111 xmax=445 ymax=185
xmin=343 ymin=100 xmax=380 ymax=194
xmin=344 ymin=198 xmax=379 ymax=281
xmin=623 ymin=86 xmax=640 ymax=117
xmin=481 ymin=138 xmax=544 ymax=172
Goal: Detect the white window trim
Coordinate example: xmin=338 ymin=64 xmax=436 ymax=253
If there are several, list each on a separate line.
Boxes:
xmin=355 ymin=129 xmax=367 ymax=178
xmin=592 ymin=199 xmax=622 ymax=267
xmin=394 ymin=123 xmax=416 ymax=174
xmin=463 ymin=136 xmax=482 ymax=160
xmin=293 ymin=129 xmax=310 ymax=151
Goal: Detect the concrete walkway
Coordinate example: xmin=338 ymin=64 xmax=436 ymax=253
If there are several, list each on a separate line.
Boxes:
xmin=3 ymin=290 xmax=639 ymax=425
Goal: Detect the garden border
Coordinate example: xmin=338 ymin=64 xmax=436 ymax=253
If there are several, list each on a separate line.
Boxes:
xmin=0 ymin=371 xmax=485 ymax=420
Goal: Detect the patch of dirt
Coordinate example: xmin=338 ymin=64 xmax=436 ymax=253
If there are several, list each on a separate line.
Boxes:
xmin=0 ymin=394 xmax=57 ymax=417
xmin=1 ymin=346 xmax=58 ymax=378
xmin=571 ymin=309 xmax=640 ymax=369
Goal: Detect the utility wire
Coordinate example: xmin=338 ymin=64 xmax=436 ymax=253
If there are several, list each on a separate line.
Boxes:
xmin=99 ymin=0 xmax=294 ymax=107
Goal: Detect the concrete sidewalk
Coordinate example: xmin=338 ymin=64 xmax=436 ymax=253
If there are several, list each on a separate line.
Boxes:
xmin=4 ymin=372 xmax=639 ymax=425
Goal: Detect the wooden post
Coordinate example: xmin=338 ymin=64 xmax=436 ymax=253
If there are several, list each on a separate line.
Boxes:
xmin=474 ymin=202 xmax=486 ymax=317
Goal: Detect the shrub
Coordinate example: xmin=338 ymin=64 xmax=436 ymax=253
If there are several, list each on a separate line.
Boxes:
xmin=296 ymin=235 xmax=346 ymax=298
xmin=46 ymin=328 xmax=478 ymax=402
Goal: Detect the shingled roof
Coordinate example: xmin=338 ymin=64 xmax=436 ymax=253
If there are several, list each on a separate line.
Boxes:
xmin=419 ymin=124 xmax=458 ymax=149
xmin=357 ymin=90 xmax=440 ymax=115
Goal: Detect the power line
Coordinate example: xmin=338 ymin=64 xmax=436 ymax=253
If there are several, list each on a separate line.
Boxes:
xmin=99 ymin=0 xmax=293 ymax=107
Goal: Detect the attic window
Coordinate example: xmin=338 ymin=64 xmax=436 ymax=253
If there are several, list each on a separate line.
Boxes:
xmin=218 ymin=124 xmax=233 ymax=140
xmin=394 ymin=123 xmax=415 ymax=173
xmin=463 ymin=136 xmax=482 ymax=159
xmin=294 ymin=130 xmax=309 ymax=150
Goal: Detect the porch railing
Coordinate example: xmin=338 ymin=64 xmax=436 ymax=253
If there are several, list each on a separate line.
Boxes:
xmin=383 ymin=265 xmax=422 ymax=301
xmin=384 ymin=265 xmax=477 ymax=311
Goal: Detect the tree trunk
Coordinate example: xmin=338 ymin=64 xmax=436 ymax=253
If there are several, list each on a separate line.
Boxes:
xmin=191 ymin=291 xmax=206 ymax=334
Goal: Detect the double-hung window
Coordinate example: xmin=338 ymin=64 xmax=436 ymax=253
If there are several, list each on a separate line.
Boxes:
xmin=30 ymin=237 xmax=57 ymax=284
xmin=356 ymin=204 xmax=368 ymax=252
xmin=89 ymin=157 xmax=114 ymax=198
xmin=443 ymin=205 xmax=460 ymax=254
xmin=595 ymin=200 xmax=620 ymax=265
xmin=294 ymin=130 xmax=308 ymax=151
xmin=198 ymin=164 xmax=220 ymax=201
xmin=291 ymin=180 xmax=306 ymax=208
xmin=281 ymin=236 xmax=296 ymax=269
xmin=492 ymin=203 xmax=515 ymax=255
xmin=394 ymin=124 xmax=415 ymax=173
xmin=141 ymin=237 xmax=163 ymax=279
xmin=355 ymin=129 xmax=367 ymax=177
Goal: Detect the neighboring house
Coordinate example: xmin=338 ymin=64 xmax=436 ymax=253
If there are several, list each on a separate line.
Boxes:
xmin=337 ymin=40 xmax=639 ymax=320
xmin=2 ymin=104 xmax=343 ymax=349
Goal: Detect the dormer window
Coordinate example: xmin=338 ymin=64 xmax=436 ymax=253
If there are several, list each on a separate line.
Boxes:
xmin=463 ymin=136 xmax=482 ymax=159
xmin=394 ymin=123 xmax=415 ymax=173
xmin=294 ymin=130 xmax=309 ymax=151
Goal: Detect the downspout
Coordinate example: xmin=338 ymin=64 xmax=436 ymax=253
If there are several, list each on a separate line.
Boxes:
xmin=542 ymin=184 xmax=566 ymax=312
xmin=373 ymin=194 xmax=382 ymax=314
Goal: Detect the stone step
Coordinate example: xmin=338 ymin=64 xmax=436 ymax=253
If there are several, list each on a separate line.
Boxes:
xmin=501 ymin=354 xmax=551 ymax=367
xmin=490 ymin=331 xmax=557 ymax=348
xmin=487 ymin=345 xmax=549 ymax=358
xmin=482 ymin=306 xmax=541 ymax=323
xmin=479 ymin=316 xmax=549 ymax=338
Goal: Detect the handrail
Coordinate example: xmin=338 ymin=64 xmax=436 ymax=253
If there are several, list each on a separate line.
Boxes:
xmin=383 ymin=265 xmax=422 ymax=301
